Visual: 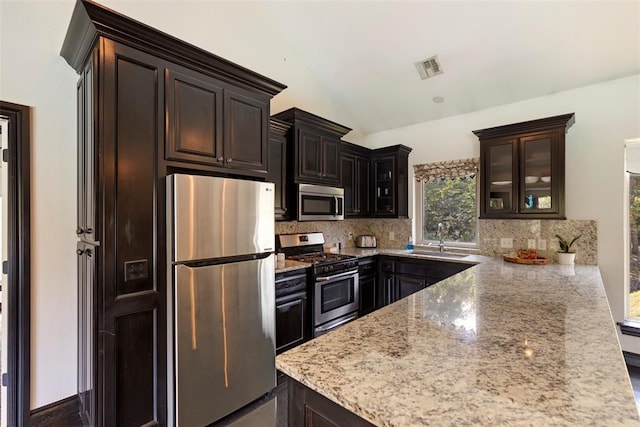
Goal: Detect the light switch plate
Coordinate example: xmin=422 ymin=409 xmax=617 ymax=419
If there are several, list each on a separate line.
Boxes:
xmin=538 ymin=239 xmax=547 ymax=250
xmin=527 ymin=239 xmax=536 ymax=249
xmin=389 ymin=231 xmax=395 ymax=241
xmin=500 ymin=237 xmax=513 ymax=248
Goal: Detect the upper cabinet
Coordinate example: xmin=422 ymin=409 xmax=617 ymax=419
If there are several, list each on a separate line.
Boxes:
xmin=272 ymin=108 xmax=351 ymax=186
xmin=268 ymin=118 xmax=292 ymax=221
xmin=165 ymin=66 xmax=270 ymax=174
xmin=473 ymin=113 xmax=575 ymax=219
xmin=371 ymin=145 xmax=412 ymax=218
xmin=341 ymin=142 xmax=371 ymax=217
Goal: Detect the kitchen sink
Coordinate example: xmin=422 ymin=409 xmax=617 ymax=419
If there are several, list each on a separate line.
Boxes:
xmin=409 ymin=250 xmax=469 ymax=259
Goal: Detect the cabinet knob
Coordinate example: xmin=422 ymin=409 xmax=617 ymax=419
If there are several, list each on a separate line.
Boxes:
xmin=217 ymin=157 xmax=224 ymax=162
xmin=76 ymin=228 xmax=84 ymax=235
xmin=227 ymin=158 xmax=232 ymax=163
xmin=76 ymin=249 xmax=84 ymax=255
xmin=85 ymin=228 xmax=93 ymax=234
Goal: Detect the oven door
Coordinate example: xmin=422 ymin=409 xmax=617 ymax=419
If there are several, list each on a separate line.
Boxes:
xmin=314 ymin=270 xmax=359 ymax=328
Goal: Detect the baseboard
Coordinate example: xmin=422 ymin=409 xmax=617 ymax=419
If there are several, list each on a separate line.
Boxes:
xmin=31 ymin=395 xmax=80 ymax=426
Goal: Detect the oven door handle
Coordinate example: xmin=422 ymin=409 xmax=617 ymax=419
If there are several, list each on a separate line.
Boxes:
xmin=315 ymin=313 xmax=358 ymax=333
xmin=316 ymin=270 xmax=358 ymax=282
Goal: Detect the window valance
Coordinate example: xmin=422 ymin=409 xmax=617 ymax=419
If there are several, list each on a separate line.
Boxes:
xmin=413 ymin=157 xmax=479 ymax=182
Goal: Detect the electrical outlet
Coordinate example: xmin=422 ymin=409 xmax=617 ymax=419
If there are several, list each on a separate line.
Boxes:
xmin=348 ymin=232 xmax=353 ymax=241
xmin=389 ymin=231 xmax=395 ymax=241
xmin=124 ymin=259 xmax=148 ymax=282
xmin=500 ymin=237 xmax=513 ymax=249
xmin=538 ymin=239 xmax=547 ymax=250
xmin=527 ymin=239 xmax=536 ymax=249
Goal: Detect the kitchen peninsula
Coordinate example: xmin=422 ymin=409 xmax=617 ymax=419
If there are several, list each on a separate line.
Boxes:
xmin=276 ymin=254 xmax=640 ymax=426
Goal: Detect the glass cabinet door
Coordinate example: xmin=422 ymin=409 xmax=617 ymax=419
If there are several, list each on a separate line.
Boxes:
xmin=520 ymin=133 xmax=557 ymax=214
xmin=484 ymin=139 xmax=517 ymax=215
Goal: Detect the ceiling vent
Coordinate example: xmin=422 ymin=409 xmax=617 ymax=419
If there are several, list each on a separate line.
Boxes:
xmin=415 ymin=55 xmax=443 ymax=80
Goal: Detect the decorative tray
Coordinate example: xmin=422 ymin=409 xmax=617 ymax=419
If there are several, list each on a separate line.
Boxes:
xmin=503 ymin=250 xmax=548 ymax=265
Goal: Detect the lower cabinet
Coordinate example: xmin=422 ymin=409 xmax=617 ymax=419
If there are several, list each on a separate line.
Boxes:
xmin=275 ymin=270 xmax=310 ymax=354
xmin=288 ymin=377 xmax=374 ymax=427
xmin=395 ymin=274 xmax=427 ymax=301
xmin=378 ymin=256 xmax=472 ymax=306
xmin=358 ymin=257 xmax=378 ymax=316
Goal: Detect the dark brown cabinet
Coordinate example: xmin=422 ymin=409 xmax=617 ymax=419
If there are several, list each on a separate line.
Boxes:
xmin=395 ymin=274 xmax=427 ymax=301
xmin=61 ymin=2 xmax=285 ymax=425
xmin=371 ymin=145 xmax=412 ymax=218
xmin=269 ymin=119 xmax=291 ymax=220
xmin=272 ymin=107 xmax=351 ymax=187
xmin=474 ymin=114 xmax=575 ymax=219
xmin=77 ymin=241 xmax=96 ymax=425
xmin=165 ymin=65 xmax=270 ymax=175
xmin=358 ymin=257 xmax=377 ymax=315
xmin=378 ymin=256 xmax=471 ymax=306
xmin=341 ymin=142 xmax=371 ymax=217
xmin=275 ymin=270 xmax=310 ymax=354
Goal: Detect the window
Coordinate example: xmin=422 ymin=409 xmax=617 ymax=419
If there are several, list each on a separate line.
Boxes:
xmin=414 ymin=158 xmax=479 ymax=246
xmin=626 ymin=139 xmax=640 ymax=320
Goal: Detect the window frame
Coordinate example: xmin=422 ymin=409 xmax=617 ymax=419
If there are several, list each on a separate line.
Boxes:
xmin=414 ymin=176 xmax=480 ymax=249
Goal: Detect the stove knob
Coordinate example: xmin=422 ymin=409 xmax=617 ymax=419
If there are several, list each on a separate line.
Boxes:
xmin=323 ymin=267 xmax=329 ymax=273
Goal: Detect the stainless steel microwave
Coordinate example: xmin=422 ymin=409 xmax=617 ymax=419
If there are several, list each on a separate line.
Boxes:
xmin=298 ymin=183 xmax=344 ymax=221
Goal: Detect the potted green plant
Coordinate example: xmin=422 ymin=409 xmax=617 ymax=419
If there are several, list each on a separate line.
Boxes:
xmin=555 ymin=234 xmax=581 ymax=265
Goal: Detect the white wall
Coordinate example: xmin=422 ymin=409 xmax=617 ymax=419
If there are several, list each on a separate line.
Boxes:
xmin=1 ymin=0 xmax=79 ymax=409
xmin=0 ymin=0 xmax=365 ymax=409
xmin=366 ymin=74 xmax=640 ymax=351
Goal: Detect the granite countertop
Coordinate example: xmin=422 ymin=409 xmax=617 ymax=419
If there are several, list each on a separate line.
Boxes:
xmin=276 ymin=256 xmax=639 ymax=426
xmin=275 ymin=259 xmax=311 ymax=274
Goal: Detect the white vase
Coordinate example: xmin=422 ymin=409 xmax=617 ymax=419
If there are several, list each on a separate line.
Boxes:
xmin=557 ymin=252 xmax=576 ymax=265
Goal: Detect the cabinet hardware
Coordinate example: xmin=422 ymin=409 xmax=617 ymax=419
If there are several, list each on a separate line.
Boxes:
xmin=76 ymin=249 xmax=84 ymax=255
xmin=86 ymin=228 xmax=93 ymax=234
xmin=217 ymin=157 xmax=223 ymax=162
xmin=227 ymin=158 xmax=232 ymax=163
xmin=76 ymin=228 xmax=84 ymax=235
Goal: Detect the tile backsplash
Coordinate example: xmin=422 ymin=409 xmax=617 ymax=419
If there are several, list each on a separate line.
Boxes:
xmin=276 ymin=218 xmax=412 ymax=250
xmin=478 ymin=219 xmax=597 ymax=265
xmin=275 ymin=218 xmax=597 ymax=265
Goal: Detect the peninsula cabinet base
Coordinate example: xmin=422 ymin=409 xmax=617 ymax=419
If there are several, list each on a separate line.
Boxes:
xmin=288 ymin=377 xmax=374 ymax=427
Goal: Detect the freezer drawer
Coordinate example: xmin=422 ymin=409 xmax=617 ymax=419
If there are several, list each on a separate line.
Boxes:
xmin=172 ymin=255 xmax=275 ymax=426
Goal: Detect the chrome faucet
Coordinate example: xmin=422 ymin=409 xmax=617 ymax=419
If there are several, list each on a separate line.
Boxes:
xmin=437 ymin=222 xmax=445 ymax=252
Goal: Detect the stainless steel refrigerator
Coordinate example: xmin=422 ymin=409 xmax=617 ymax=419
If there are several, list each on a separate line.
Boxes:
xmin=167 ymin=174 xmax=276 ymax=427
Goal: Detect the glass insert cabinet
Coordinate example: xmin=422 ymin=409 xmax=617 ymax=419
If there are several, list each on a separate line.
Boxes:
xmin=474 ymin=113 xmax=575 ymax=219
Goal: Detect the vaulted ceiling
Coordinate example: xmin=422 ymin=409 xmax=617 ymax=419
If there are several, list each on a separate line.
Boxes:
xmin=262 ymin=0 xmax=640 ymax=134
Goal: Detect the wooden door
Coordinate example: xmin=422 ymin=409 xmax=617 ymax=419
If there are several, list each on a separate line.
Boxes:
xmin=321 ymin=136 xmax=340 ymax=183
xmin=224 ymin=88 xmax=269 ymax=173
xmin=100 ymin=38 xmax=165 ymax=426
xmin=165 ymin=66 xmax=224 ymax=166
xmin=297 ymin=128 xmax=322 ymax=181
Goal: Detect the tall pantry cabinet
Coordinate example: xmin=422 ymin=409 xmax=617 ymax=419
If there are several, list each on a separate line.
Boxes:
xmin=61 ymin=1 xmax=286 ymax=425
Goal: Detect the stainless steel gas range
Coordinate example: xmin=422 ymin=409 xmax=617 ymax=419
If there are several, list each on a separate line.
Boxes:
xmin=277 ymin=233 xmax=359 ymax=336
